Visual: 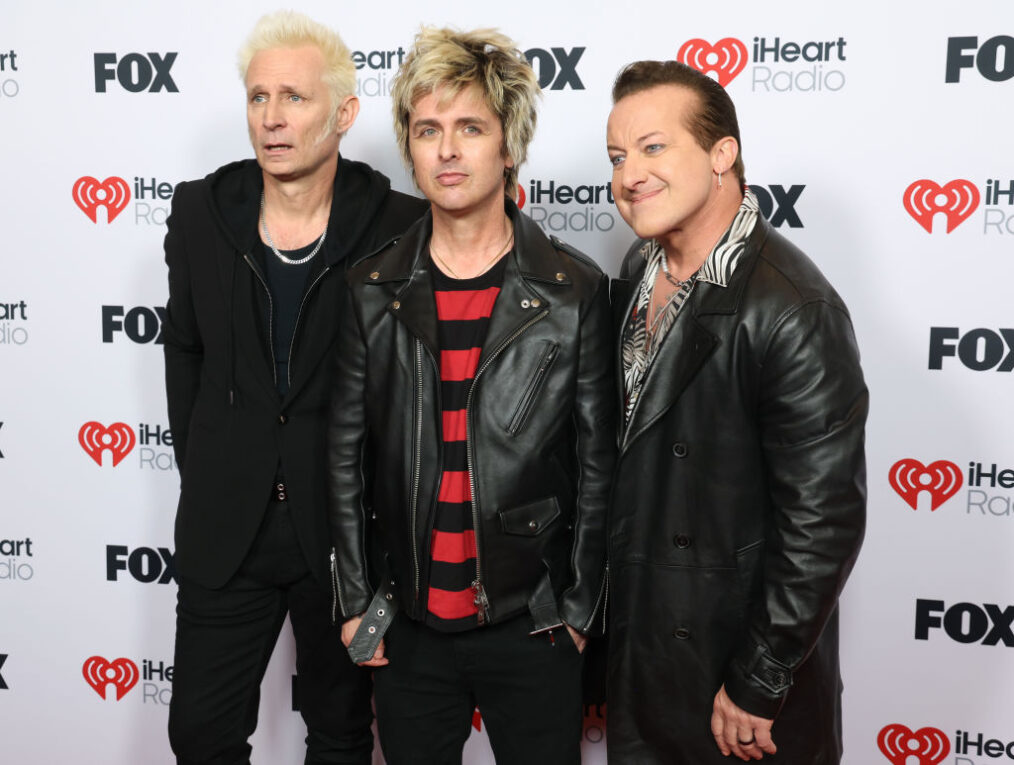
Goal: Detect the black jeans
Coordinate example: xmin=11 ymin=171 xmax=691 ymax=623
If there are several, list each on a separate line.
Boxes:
xmin=168 ymin=500 xmax=373 ymax=765
xmin=374 ymin=612 xmax=584 ymax=765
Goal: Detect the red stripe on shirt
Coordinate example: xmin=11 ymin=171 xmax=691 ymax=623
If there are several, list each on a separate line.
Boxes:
xmin=442 ymin=410 xmax=467 ymax=442
xmin=438 ymin=471 xmax=471 ymax=503
xmin=428 ymin=587 xmax=478 ymax=620
xmin=435 ymin=287 xmax=501 ymax=321
xmin=431 ymin=529 xmax=477 ymax=564
xmin=441 ymin=348 xmax=482 ymax=382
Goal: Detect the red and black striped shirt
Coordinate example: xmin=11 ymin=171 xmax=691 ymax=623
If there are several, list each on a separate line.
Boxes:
xmin=426 ymin=256 xmax=507 ymax=631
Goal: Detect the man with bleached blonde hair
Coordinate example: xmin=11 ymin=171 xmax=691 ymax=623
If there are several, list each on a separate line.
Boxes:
xmin=163 ymin=10 xmax=424 ymax=764
xmin=328 ymin=26 xmax=614 ymax=765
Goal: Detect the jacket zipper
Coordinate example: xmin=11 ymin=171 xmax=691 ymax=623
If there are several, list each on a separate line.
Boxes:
xmin=243 ymin=254 xmax=277 ymax=387
xmin=507 ymin=342 xmax=560 ymax=435
xmin=466 ymin=309 xmax=549 ymax=624
xmin=592 ymin=562 xmax=609 ymax=633
xmin=285 ymin=265 xmax=330 ymax=390
xmin=411 ymin=338 xmax=424 ymax=598
xmin=330 ymin=548 xmax=346 ymax=625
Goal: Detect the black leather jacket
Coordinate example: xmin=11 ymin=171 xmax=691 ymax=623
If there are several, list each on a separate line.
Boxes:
xmin=607 ymin=219 xmax=867 ymax=764
xmin=327 ymin=201 xmax=615 ymax=634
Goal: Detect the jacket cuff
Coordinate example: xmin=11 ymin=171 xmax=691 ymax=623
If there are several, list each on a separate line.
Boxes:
xmin=724 ymin=642 xmax=792 ymax=720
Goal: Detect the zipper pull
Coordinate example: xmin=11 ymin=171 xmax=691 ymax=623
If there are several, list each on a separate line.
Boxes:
xmin=471 ymin=580 xmax=490 ymax=625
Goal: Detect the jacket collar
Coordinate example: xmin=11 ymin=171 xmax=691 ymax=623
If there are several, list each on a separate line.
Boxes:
xmin=365 ymin=198 xmax=573 ymax=361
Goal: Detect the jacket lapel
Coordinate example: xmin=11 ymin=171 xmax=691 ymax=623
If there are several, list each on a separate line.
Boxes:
xmin=620 ymin=221 xmax=768 ymax=454
xmin=380 ymin=215 xmax=441 ymax=358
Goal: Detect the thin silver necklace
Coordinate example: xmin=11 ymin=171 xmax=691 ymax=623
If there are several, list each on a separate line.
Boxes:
xmin=260 ymin=192 xmax=327 ymax=266
xmin=429 ymin=229 xmax=514 ymax=280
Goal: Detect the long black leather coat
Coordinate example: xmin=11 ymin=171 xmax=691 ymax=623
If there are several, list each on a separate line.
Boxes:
xmin=606 ymin=219 xmax=867 ymax=764
xmin=327 ymin=201 xmax=615 ymax=634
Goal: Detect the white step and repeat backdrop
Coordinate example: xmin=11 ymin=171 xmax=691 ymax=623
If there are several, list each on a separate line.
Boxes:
xmin=2 ymin=1 xmax=1013 ymax=763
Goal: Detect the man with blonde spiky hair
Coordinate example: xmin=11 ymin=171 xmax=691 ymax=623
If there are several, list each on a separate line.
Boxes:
xmin=327 ymin=26 xmax=614 ymax=765
xmin=162 ymin=10 xmax=424 ymax=764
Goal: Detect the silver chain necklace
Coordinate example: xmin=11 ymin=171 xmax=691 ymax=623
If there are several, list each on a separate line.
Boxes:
xmin=260 ymin=192 xmax=328 ymax=266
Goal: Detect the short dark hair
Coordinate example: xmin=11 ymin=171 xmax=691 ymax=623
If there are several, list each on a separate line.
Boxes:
xmin=612 ymin=60 xmax=745 ymax=184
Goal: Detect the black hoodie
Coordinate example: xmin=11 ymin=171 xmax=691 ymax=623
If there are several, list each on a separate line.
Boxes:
xmin=163 ymin=156 xmax=426 ymax=588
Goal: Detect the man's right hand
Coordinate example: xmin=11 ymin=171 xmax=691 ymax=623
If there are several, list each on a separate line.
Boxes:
xmin=341 ymin=615 xmax=389 ymax=667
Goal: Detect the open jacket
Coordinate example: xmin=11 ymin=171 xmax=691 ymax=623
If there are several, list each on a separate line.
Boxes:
xmin=162 ymin=157 xmax=425 ymax=588
xmin=606 ymin=219 xmax=868 ymax=764
xmin=327 ymin=201 xmax=615 ymax=634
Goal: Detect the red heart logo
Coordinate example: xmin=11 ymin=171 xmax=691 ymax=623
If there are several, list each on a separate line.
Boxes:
xmin=78 ymin=421 xmax=136 ymax=467
xmin=877 ymin=724 xmax=950 ymax=764
xmin=72 ymin=176 xmax=131 ymax=223
xmin=903 ymin=179 xmax=979 ymax=233
xmin=888 ymin=458 xmax=963 ymax=511
xmin=516 ymin=183 xmax=527 ymax=210
xmin=82 ymin=656 xmax=139 ymax=701
xmin=677 ymin=38 xmax=748 ymax=87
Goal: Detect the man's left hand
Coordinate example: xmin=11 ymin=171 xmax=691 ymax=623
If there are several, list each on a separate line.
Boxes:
xmin=710 ymin=684 xmax=777 ymax=761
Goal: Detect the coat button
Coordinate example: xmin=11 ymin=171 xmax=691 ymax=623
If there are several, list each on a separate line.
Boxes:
xmin=392 ymin=300 xmax=401 ymax=310
xmin=521 ymin=299 xmax=531 ymax=309
xmin=370 ymin=271 xmax=380 ymax=280
xmin=279 ymin=414 xmax=287 ymax=424
xmin=530 ymin=298 xmax=541 ymax=308
xmin=528 ymin=520 xmax=539 ymax=531
xmin=556 ymin=272 xmax=566 ymax=281
xmin=673 ymin=534 xmax=691 ymax=549
xmin=672 ymin=442 xmax=688 ymax=458
xmin=673 ymin=627 xmax=691 ymax=640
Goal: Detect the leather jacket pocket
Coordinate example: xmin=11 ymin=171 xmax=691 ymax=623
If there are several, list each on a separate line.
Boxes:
xmin=499 ymin=496 xmax=561 ymax=536
xmin=506 ymin=341 xmax=560 ymax=436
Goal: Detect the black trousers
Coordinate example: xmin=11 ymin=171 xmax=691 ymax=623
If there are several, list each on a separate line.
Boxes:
xmin=168 ymin=500 xmax=373 ymax=765
xmin=374 ymin=612 xmax=584 ymax=765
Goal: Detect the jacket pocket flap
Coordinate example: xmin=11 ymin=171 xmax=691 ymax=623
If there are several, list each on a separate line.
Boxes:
xmin=498 ymin=497 xmax=560 ymax=536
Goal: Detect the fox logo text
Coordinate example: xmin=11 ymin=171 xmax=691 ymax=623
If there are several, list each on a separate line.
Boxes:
xmin=102 ymin=306 xmax=165 ymax=344
xmin=915 ymin=599 xmax=1014 ymax=646
xmin=523 ymin=47 xmax=585 ymax=90
xmin=929 ymin=327 xmax=1014 ymax=372
xmin=946 ymin=36 xmax=1014 ymax=83
xmin=106 ymin=545 xmax=177 ymax=584
xmin=94 ymin=52 xmax=178 ymax=93
xmin=749 ymin=184 xmax=804 ymax=228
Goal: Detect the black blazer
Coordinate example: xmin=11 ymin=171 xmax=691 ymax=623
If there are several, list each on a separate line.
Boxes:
xmin=162 ymin=157 xmax=425 ymax=588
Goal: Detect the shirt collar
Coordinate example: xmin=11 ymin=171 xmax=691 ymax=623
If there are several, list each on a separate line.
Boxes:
xmin=639 ymin=188 xmax=760 ymax=289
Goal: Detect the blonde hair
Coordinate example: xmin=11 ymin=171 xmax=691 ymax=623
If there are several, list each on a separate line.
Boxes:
xmin=238 ymin=10 xmax=356 ymax=130
xmin=391 ymin=27 xmax=540 ymax=194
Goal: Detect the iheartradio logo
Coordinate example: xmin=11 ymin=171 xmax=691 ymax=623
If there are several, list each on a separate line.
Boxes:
xmin=516 ymin=183 xmax=527 ymax=209
xmin=877 ymin=724 xmax=950 ymax=765
xmin=888 ymin=458 xmax=963 ymax=511
xmin=903 ymin=179 xmax=980 ymax=234
xmin=677 ymin=38 xmax=748 ymax=87
xmin=79 ymin=421 xmax=136 ymax=467
xmin=82 ymin=656 xmax=139 ymax=701
xmin=72 ymin=176 xmax=131 ymax=224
